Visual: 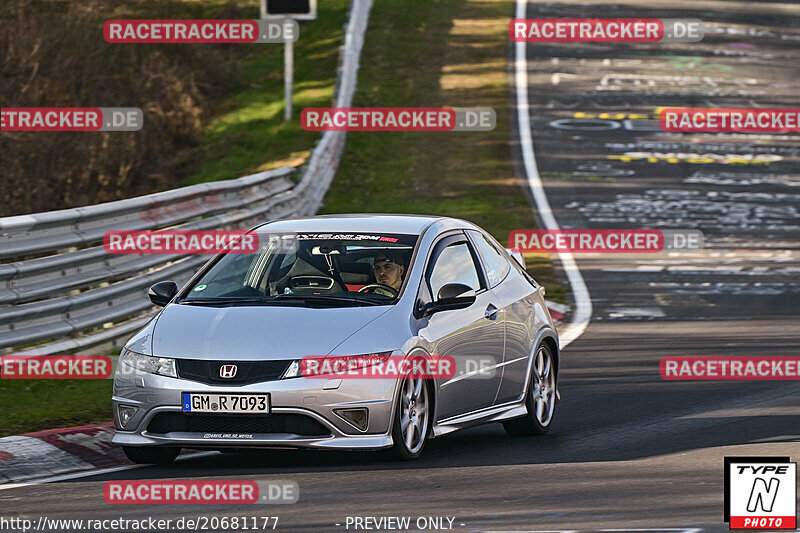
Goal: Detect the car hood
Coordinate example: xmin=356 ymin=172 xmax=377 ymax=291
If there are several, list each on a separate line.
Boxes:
xmin=145 ymin=303 xmax=392 ymax=360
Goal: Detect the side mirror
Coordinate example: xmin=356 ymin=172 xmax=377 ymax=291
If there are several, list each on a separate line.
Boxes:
xmin=148 ymin=281 xmax=178 ymax=307
xmin=420 ymin=283 xmax=476 ymax=316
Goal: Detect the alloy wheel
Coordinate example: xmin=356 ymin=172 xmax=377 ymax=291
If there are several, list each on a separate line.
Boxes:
xmin=399 ymin=376 xmax=429 ymax=454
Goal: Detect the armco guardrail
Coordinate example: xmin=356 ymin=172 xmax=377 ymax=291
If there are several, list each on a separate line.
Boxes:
xmin=0 ymin=168 xmax=299 ymax=355
xmin=0 ymin=0 xmax=373 ymax=356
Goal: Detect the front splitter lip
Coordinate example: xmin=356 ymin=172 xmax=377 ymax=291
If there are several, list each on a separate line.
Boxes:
xmin=111 ymin=405 xmax=394 ymax=450
xmin=112 ymin=431 xmax=393 ymax=450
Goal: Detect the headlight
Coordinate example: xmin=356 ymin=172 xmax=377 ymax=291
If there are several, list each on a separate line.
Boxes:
xmin=282 ymin=360 xmax=301 ymax=379
xmin=119 ymin=348 xmax=177 ymax=378
xmin=345 ymin=352 xmax=393 ymax=369
xmin=282 ymin=352 xmax=393 ymax=379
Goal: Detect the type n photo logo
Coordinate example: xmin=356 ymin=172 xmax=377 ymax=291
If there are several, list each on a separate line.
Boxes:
xmin=724 ymin=457 xmax=796 ymax=530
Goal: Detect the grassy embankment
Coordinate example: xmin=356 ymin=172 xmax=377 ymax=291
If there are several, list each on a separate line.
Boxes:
xmin=0 ymin=0 xmax=349 ymax=214
xmin=0 ymin=0 xmax=566 ymax=436
xmin=0 ymin=0 xmax=349 ymax=436
xmin=319 ymin=0 xmax=565 ymax=301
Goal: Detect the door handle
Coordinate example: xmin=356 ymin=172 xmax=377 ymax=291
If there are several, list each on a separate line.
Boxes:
xmin=485 ymin=304 xmax=498 ymax=320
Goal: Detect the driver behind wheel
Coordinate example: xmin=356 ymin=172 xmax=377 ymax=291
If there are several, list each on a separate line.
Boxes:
xmin=373 ymin=252 xmax=405 ymax=291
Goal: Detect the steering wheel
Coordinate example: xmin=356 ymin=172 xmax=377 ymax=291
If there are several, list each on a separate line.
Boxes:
xmin=357 ymin=283 xmax=399 ymax=298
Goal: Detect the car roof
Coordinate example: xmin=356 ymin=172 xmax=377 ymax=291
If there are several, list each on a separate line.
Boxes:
xmin=255 ymin=214 xmax=459 ymax=235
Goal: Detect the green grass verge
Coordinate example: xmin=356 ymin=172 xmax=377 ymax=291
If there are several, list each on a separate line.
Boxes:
xmin=1 ymin=0 xmax=567 ymax=437
xmin=525 ymin=254 xmax=567 ymax=304
xmin=182 ymin=0 xmax=350 ymax=184
xmin=0 ymin=380 xmax=112 ymax=437
xmin=0 ymin=0 xmax=351 ymax=438
xmin=109 ymin=0 xmax=352 ymax=185
xmin=319 ymin=0 xmax=566 ymax=302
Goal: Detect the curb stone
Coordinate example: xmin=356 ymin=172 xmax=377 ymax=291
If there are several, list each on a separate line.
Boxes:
xmin=546 ymin=299 xmax=568 ymax=323
xmin=0 ymin=424 xmax=117 ymax=484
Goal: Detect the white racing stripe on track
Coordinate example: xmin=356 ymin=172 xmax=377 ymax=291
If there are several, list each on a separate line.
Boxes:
xmin=0 ymin=463 xmax=147 ymax=491
xmin=513 ymin=0 xmax=592 ymax=349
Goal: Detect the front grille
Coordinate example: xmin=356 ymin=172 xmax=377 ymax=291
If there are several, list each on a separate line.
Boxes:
xmin=146 ymin=412 xmax=331 ymax=437
xmin=176 ymin=359 xmax=291 ymax=385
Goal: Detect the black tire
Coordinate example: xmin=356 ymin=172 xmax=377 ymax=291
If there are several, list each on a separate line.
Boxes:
xmin=122 ymin=445 xmax=181 ymax=465
xmin=389 ymin=375 xmax=431 ymax=460
xmin=503 ymin=343 xmax=557 ymax=436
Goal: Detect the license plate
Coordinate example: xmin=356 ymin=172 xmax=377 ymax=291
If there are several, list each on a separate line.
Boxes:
xmin=182 ymin=393 xmax=270 ymax=414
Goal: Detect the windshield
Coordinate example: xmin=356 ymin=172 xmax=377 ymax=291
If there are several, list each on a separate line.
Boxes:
xmin=181 ymin=232 xmax=418 ymax=306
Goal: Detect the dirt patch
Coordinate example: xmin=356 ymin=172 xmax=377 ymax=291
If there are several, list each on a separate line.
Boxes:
xmin=0 ymin=0 xmax=249 ymax=216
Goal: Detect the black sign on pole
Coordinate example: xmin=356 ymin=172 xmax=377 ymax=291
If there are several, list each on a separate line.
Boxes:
xmin=264 ymin=0 xmax=316 ymax=19
xmin=260 ymin=0 xmax=315 ymax=122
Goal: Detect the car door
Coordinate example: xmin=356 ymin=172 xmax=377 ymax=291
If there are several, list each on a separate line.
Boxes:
xmin=467 ymin=230 xmax=532 ymax=405
xmin=417 ymin=233 xmax=505 ymax=421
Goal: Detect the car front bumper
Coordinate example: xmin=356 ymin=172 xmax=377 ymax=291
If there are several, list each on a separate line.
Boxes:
xmin=111 ymin=368 xmax=398 ymax=450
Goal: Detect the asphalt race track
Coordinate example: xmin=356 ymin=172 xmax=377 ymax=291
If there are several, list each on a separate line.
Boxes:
xmin=3 ymin=1 xmax=800 ymax=531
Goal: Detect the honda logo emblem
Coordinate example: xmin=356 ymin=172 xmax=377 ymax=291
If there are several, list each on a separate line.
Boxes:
xmin=219 ymin=365 xmax=237 ymax=378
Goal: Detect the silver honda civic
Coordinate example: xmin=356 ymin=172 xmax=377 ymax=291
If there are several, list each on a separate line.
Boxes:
xmin=112 ymin=215 xmax=560 ymax=463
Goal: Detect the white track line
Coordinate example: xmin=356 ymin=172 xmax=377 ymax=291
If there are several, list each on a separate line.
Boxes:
xmin=514 ymin=0 xmax=592 ymax=349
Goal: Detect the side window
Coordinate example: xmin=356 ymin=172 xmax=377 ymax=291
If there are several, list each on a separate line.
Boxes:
xmin=427 ymin=242 xmax=481 ymax=300
xmin=468 ymin=230 xmax=510 ymax=288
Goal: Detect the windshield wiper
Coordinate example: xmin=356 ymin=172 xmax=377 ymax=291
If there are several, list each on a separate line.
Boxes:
xmin=179 ymin=297 xmax=271 ymax=305
xmin=270 ymin=294 xmax=384 ymax=306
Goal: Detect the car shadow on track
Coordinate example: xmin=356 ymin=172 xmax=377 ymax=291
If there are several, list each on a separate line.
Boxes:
xmin=70 ymin=399 xmax=800 ymax=484
xmin=67 ymin=316 xmax=800 ymax=482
